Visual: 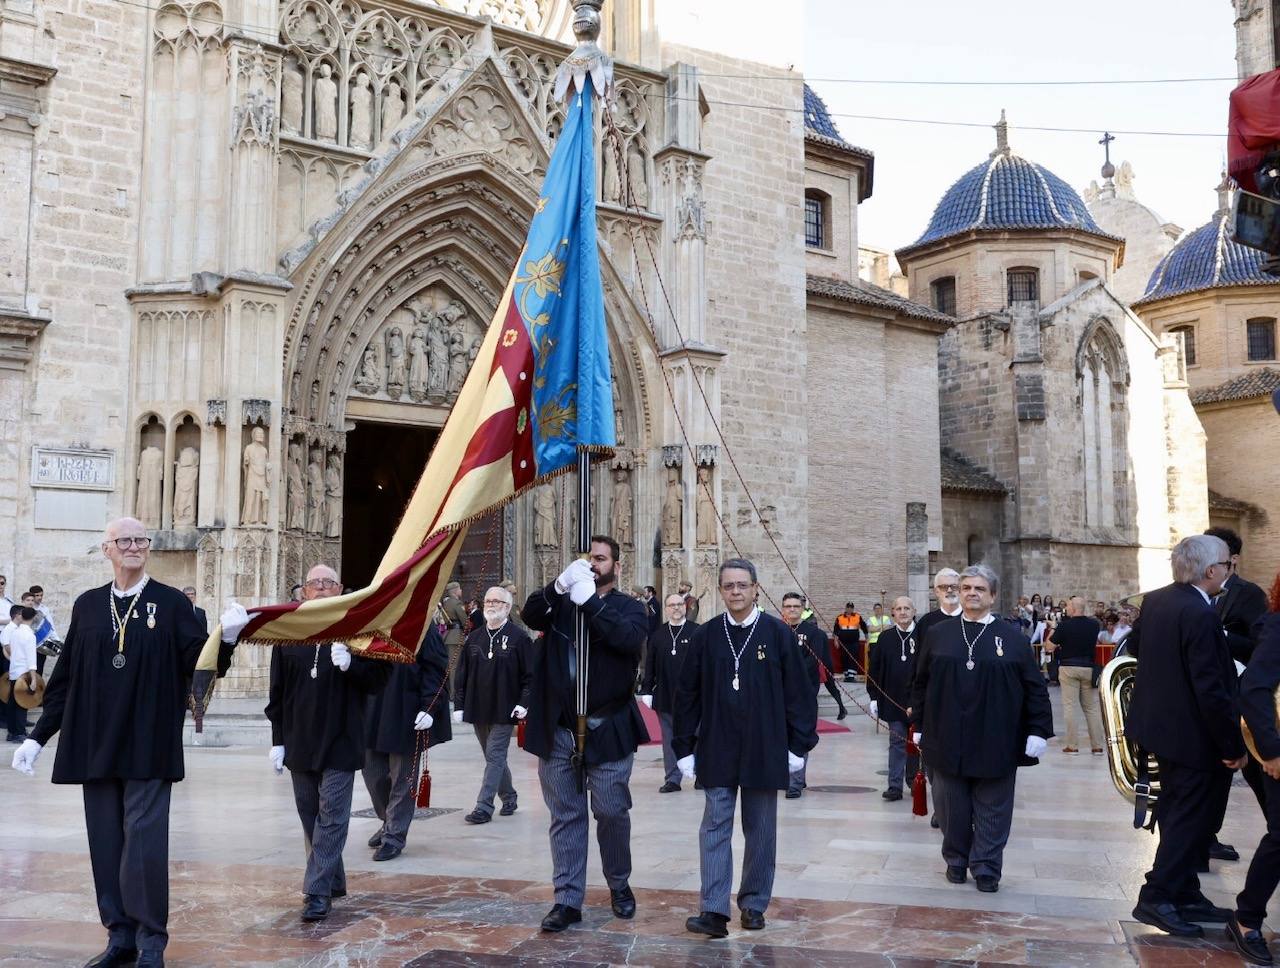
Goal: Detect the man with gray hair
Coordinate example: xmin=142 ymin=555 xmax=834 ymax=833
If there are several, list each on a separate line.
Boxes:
xmin=910 ymin=564 xmax=1052 ymax=893
xmin=1127 ymin=533 xmax=1249 ymax=938
xmin=911 ymin=567 xmax=964 ymax=827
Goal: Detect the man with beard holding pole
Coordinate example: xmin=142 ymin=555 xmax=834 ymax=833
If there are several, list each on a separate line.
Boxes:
xmin=521 ymin=535 xmax=649 ymax=933
xmin=453 ymin=586 xmax=533 ymax=824
xmin=910 ymin=564 xmax=1052 ymax=893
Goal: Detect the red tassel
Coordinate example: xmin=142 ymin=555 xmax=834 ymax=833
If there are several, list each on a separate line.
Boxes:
xmin=416 ymin=765 xmax=431 ymax=808
xmin=912 ymin=768 xmax=927 ymax=816
xmin=905 ymin=732 xmax=919 ymax=758
xmin=516 ymin=719 xmax=527 ymax=749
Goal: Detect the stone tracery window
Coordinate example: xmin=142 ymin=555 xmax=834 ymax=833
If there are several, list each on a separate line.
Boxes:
xmin=1076 ymin=318 xmax=1129 ymax=531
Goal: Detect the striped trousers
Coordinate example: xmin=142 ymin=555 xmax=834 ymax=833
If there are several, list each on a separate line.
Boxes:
xmin=700 ymin=786 xmax=778 ymax=917
xmin=537 ymin=727 xmax=634 ymax=909
xmin=290 ymin=768 xmax=355 ymax=897
xmin=931 ymin=769 xmax=1017 ymax=880
xmin=361 ymin=751 xmax=415 ymax=851
xmin=474 ymin=723 xmax=517 ymax=816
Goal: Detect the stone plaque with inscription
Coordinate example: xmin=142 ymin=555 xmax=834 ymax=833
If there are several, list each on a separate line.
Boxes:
xmin=31 ymin=448 xmax=115 ymax=491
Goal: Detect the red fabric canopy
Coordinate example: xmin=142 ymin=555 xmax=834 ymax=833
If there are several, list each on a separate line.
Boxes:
xmin=1229 ymin=68 xmax=1280 ymax=193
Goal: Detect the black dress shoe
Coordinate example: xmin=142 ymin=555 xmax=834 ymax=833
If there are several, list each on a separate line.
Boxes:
xmin=367 ymin=831 xmax=383 ymax=848
xmin=499 ymin=801 xmax=517 ymax=816
xmin=659 ymin=781 xmax=681 ymax=793
xmin=610 ymin=885 xmax=636 ymax=919
xmin=785 ymin=789 xmax=801 ymax=799
xmin=975 ymin=875 xmax=999 ymax=893
xmin=686 ymin=911 xmax=729 ymax=938
xmin=1178 ymin=899 xmax=1232 ymax=923
xmin=1132 ymin=901 xmax=1205 ymax=937
xmin=930 ymin=815 xmax=940 ymax=829
xmin=302 ymin=894 xmax=331 ymax=922
xmin=464 ymin=809 xmax=492 ymax=824
xmin=945 ymin=865 xmax=966 ymax=884
xmin=332 ymin=888 xmax=347 ymax=898
xmin=882 ymin=788 xmax=903 ymax=801
xmin=135 ymin=953 xmax=164 ymax=968
xmin=1227 ymin=917 xmax=1275 ymax=965
xmin=84 ymin=946 xmax=138 ymax=967
xmin=540 ymin=903 xmax=582 ymax=932
xmin=372 ymin=843 xmax=402 ymax=861
xmin=1209 ymin=840 xmax=1240 ymax=861
xmin=836 ymin=707 xmax=848 ymax=720
xmin=740 ymin=908 xmax=765 ymax=930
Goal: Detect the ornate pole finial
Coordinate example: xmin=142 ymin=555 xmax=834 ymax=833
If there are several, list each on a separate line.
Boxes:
xmin=991 ymin=109 xmax=1010 ymax=158
xmin=553 ymin=0 xmax=613 ymax=102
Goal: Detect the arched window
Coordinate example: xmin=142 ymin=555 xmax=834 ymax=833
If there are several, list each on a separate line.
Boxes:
xmin=1247 ymin=317 xmax=1276 ymax=361
xmin=1007 ymin=267 xmax=1039 ymax=307
xmin=1076 ymin=319 xmax=1130 ymax=531
xmin=966 ymin=534 xmax=982 ymax=566
xmin=805 ymin=190 xmax=831 ymax=249
xmin=1168 ymin=324 xmax=1197 ymax=366
xmin=930 ymin=276 xmax=957 ymax=316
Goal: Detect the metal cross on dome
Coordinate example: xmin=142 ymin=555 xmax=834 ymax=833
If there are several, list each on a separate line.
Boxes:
xmin=1099 ymin=131 xmax=1116 ymax=181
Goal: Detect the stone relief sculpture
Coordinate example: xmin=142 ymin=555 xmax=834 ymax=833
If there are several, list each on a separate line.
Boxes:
xmin=324 ymin=457 xmax=343 ymax=538
xmin=349 ymin=70 xmax=373 ymax=150
xmin=612 ymin=383 xmax=625 ymax=446
xmin=385 ymin=326 xmax=407 ymax=400
xmin=627 ymin=140 xmax=648 ymax=208
xmin=382 ymin=77 xmax=404 ymax=140
xmin=408 ymin=326 xmax=429 ymax=401
xmin=662 ymin=465 xmax=683 ymax=547
xmin=135 ymin=445 xmax=164 ymax=529
xmin=695 ymin=465 xmax=717 ymax=547
xmin=172 ymin=446 xmax=200 ymax=527
xmin=306 ymin=448 xmax=324 ymax=533
xmin=610 ymin=469 xmax=633 ymax=546
xmin=354 ymin=344 xmax=380 ymax=394
xmin=602 ymin=144 xmax=621 ymax=204
xmin=448 ymin=329 xmax=469 ymax=394
xmin=286 ymin=440 xmax=306 ymax=530
xmin=426 ymin=314 xmax=449 ymax=399
xmin=241 ymin=426 xmax=271 ymax=526
xmin=533 ymin=485 xmax=557 ymax=547
xmin=314 ymin=63 xmax=338 ymax=142
xmin=467 ymin=336 xmax=481 ymax=368
xmin=281 ymin=60 xmax=304 ymax=135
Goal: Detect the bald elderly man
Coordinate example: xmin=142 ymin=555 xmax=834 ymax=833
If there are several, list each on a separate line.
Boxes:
xmin=265 ymin=564 xmax=391 ymax=923
xmin=11 ymin=517 xmax=244 ymax=968
xmin=867 ymin=596 xmax=919 ymax=802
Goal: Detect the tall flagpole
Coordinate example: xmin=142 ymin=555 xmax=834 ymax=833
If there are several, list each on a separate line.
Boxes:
xmin=575 ymin=449 xmax=591 ymax=791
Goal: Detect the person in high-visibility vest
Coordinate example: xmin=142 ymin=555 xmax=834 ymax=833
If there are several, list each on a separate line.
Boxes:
xmin=867 ymin=603 xmax=892 ymax=649
xmin=833 ymin=604 xmax=867 ymax=682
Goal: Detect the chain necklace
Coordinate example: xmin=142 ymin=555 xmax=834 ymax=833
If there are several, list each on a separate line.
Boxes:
xmin=486 ymin=624 xmax=506 ymax=659
xmin=722 ymin=612 xmax=760 ymax=691
xmin=893 ymin=625 xmax=915 ymax=662
xmin=668 ymin=621 xmax=684 ymax=656
xmin=310 ymin=643 xmax=321 ymax=679
xmin=960 ymin=617 xmax=991 ymax=671
xmin=108 ymin=578 xmax=149 ymax=670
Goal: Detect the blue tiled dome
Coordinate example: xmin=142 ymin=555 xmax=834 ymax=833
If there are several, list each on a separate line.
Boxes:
xmin=902 ymin=151 xmax=1111 ymax=252
xmin=804 ymin=84 xmax=843 ymax=141
xmin=1138 ymin=210 xmax=1278 ymax=303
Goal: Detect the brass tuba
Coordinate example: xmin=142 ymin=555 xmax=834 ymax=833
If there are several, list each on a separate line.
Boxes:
xmin=1099 ymin=656 xmax=1159 ymax=824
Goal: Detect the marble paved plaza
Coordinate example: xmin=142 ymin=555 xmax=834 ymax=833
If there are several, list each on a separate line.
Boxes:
xmin=0 ymin=690 xmax=1272 ymax=966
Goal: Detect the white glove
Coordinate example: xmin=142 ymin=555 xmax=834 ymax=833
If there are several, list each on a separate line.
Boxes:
xmin=331 ymin=642 xmax=351 ymax=672
xmin=912 ymin=732 xmax=922 ymax=745
xmin=787 ymin=751 xmax=804 ymax=773
xmin=677 ymin=754 xmax=695 ymax=780
xmin=511 ymin=704 xmax=528 ymax=720
xmin=640 ymin=695 xmax=653 ymax=708
xmin=569 ymin=579 xmax=595 ymax=606
xmin=452 ymin=709 xmax=464 ymax=724
xmin=220 ymin=602 xmax=250 ymax=643
xmin=269 ymin=745 xmax=285 ymax=774
xmin=1024 ymin=735 xmax=1047 ymax=759
xmin=555 ymin=559 xmax=594 ymax=594
xmin=11 ymin=738 xmax=41 ymax=775
xmin=869 ymin=701 xmax=878 ymax=720
xmin=414 ymin=711 xmax=433 ymax=731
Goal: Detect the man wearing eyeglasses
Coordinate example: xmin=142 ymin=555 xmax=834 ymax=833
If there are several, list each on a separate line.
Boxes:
xmin=910 ymin=567 xmax=964 ymax=829
xmin=1127 ymin=534 xmax=1250 ymax=939
xmin=10 ymin=517 xmax=244 ymax=968
xmin=265 ymin=564 xmax=391 ymax=923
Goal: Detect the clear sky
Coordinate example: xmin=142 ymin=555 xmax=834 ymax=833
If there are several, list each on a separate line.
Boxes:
xmin=804 ymin=0 xmax=1239 ymax=255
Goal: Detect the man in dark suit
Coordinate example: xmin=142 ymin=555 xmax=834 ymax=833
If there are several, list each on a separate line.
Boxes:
xmin=1204 ymin=527 xmax=1269 ymax=861
xmin=181 ymin=587 xmax=208 ymax=632
xmin=1128 ymin=534 xmax=1249 ymax=938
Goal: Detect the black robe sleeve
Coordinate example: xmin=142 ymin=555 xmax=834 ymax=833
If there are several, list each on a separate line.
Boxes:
xmin=867 ymin=638 xmax=885 ymax=706
xmin=516 ymin=628 xmax=534 ymax=710
xmin=453 ymin=634 xmax=470 ymax=715
xmin=1226 ymin=580 xmax=1269 ymax=664
xmin=521 ymin=582 xmax=561 ymax=633
xmin=345 ymin=651 xmax=392 ymax=695
xmin=418 ymin=625 xmax=449 ymax=716
xmin=1019 ymin=636 xmax=1054 ymax=740
xmin=909 ymin=627 xmax=935 ymax=733
xmin=265 ymin=646 xmax=285 ymax=746
xmin=580 ymin=591 xmax=648 ymax=660
xmin=782 ymin=622 xmax=819 ymax=757
xmin=1241 ymin=613 xmax=1280 ymax=760
xmin=30 ymin=596 xmax=80 ymax=744
xmin=641 ymin=627 xmax=660 ymax=695
xmin=671 ymin=626 xmax=705 ymax=760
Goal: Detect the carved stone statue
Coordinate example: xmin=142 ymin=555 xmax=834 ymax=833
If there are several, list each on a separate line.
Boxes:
xmin=135 ymin=445 xmax=163 ymax=529
xmin=612 ymin=383 xmax=625 ymax=446
xmin=628 ymin=140 xmax=649 ymax=208
xmin=282 ymin=61 xmax=304 ymax=136
xmin=354 ymin=344 xmax=380 ymax=394
xmin=240 ymin=426 xmax=271 ymax=526
xmin=314 ymin=63 xmax=338 ymax=142
xmin=349 ymin=70 xmax=373 ymax=150
xmin=382 ymin=77 xmax=404 ymax=140
xmin=286 ymin=440 xmax=306 ymax=530
xmin=306 ymin=449 xmax=324 ymax=533
xmin=324 ymin=458 xmax=343 ymax=538
xmin=1115 ymin=160 xmax=1135 ymax=199
xmin=695 ymin=465 xmax=717 ymax=547
xmin=467 ymin=335 xmax=481 ymax=367
xmin=610 ymin=469 xmax=633 ymax=546
xmin=385 ymin=326 xmax=407 ymax=399
xmin=426 ymin=314 xmax=449 ymax=399
xmin=533 ymin=485 xmax=557 ymax=547
xmin=602 ymin=142 xmax=621 ymax=204
xmin=662 ymin=465 xmax=683 ymax=547
xmin=408 ymin=326 xmax=429 ymax=401
xmin=448 ymin=329 xmax=469 ymax=395
xmin=172 ymin=446 xmax=199 ymax=527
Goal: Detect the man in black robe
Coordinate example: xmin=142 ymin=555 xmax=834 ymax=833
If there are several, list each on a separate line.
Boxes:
xmin=868 ymin=596 xmax=919 ymax=802
xmin=453 ymin=585 xmax=532 ymax=824
xmin=265 ymin=564 xmax=391 ymax=923
xmin=911 ymin=566 xmax=963 ymax=828
xmin=910 ymin=564 xmax=1052 ymax=893
xmin=640 ymin=591 xmax=698 ymax=793
xmin=521 ymin=535 xmax=649 ymax=933
xmin=674 ymin=558 xmax=818 ymax=937
xmin=780 ymin=592 xmax=841 ymax=798
xmin=11 ymin=517 xmax=240 ymax=968
xmin=362 ymin=623 xmax=451 ymax=861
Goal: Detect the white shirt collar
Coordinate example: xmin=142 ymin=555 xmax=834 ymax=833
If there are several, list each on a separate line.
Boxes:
xmin=941 ymin=605 xmax=962 ymax=617
xmin=896 ymin=621 xmax=916 ymax=633
xmin=669 ymin=619 xmax=686 ymax=629
xmin=111 ymin=574 xmax=150 ymax=598
xmin=726 ymin=606 xmax=760 ymax=627
xmin=962 ymin=612 xmax=996 ymax=625
xmin=1192 ymin=584 xmax=1212 ymax=606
